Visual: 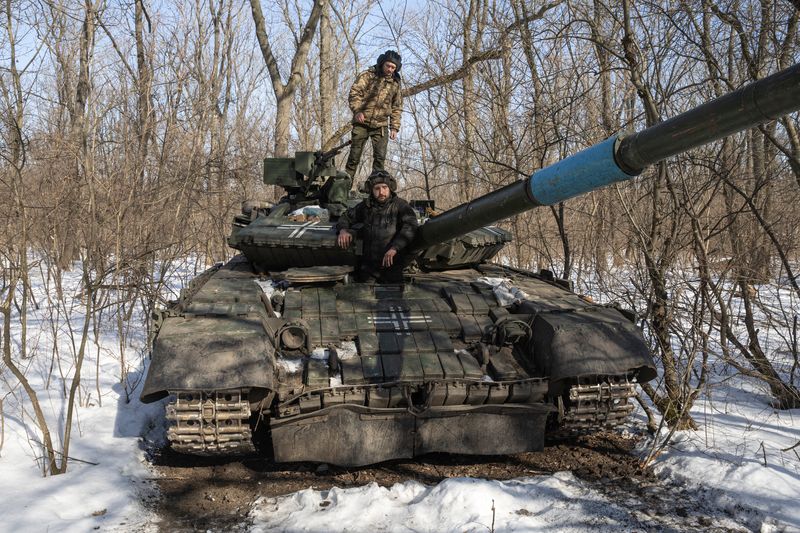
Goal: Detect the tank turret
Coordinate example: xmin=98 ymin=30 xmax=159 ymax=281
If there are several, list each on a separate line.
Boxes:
xmin=227 ymin=141 xmax=358 ymax=271
xmin=231 ymin=64 xmax=800 ymax=274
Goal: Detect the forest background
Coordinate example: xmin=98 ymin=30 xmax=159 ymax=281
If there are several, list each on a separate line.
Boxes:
xmin=1 ymin=0 xmax=799 ymax=476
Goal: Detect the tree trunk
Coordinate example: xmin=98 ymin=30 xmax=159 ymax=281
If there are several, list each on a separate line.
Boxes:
xmin=250 ymin=0 xmax=323 ymax=157
xmin=319 ymin=0 xmax=333 ymax=144
xmin=134 ymin=0 xmax=153 ymax=185
xmin=620 ymin=0 xmax=695 ymax=430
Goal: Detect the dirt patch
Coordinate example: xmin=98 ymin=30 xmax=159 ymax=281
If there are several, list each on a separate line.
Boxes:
xmin=145 ymin=432 xmax=656 ymax=532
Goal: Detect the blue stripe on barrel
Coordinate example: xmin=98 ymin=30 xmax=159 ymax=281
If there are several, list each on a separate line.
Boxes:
xmin=529 ymin=135 xmax=633 ymax=206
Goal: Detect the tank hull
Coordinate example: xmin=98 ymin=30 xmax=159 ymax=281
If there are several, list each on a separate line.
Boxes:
xmin=142 ymin=255 xmax=654 ymax=465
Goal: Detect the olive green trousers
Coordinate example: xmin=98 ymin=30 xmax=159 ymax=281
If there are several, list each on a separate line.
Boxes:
xmin=345 ymin=124 xmax=389 ymax=178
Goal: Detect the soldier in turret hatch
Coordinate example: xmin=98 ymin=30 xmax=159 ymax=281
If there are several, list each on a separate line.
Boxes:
xmin=336 ymin=170 xmax=417 ymax=283
xmin=344 ymin=50 xmax=403 ymax=180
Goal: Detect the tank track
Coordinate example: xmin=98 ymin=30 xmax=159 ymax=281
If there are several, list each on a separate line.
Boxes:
xmin=165 ymin=389 xmax=255 ymax=455
xmin=555 ymin=375 xmax=637 ymax=435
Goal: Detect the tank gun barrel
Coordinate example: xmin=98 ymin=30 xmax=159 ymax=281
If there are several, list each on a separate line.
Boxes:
xmin=410 ymin=63 xmax=800 ymax=252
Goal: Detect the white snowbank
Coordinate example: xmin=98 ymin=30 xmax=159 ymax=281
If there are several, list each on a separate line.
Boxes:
xmin=250 ymin=473 xmax=634 ymax=533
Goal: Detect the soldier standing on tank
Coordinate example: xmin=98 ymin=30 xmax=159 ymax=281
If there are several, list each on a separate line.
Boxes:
xmin=336 ymin=170 xmax=417 ymax=283
xmin=344 ymin=50 xmax=403 ymax=180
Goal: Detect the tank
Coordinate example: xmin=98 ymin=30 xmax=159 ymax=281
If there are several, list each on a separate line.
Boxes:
xmin=141 ymin=64 xmax=800 ymax=466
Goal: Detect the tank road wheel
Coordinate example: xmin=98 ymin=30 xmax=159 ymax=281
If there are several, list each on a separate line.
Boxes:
xmin=165 ymin=389 xmax=256 ymax=455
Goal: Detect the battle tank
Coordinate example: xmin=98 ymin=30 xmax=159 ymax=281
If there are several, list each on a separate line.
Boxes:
xmin=141 ymin=64 xmax=800 ymax=466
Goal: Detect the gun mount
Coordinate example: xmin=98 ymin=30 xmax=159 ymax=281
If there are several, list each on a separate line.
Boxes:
xmin=261 ymin=140 xmax=353 ymax=208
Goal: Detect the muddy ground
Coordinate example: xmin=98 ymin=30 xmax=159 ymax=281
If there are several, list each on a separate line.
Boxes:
xmin=141 ymin=432 xmax=762 ymax=532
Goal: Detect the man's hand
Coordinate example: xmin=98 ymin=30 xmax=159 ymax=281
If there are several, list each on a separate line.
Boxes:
xmin=390 ymin=129 xmax=398 ymax=140
xmin=338 ymin=230 xmax=353 ymax=249
xmin=355 ymin=112 xmax=366 ymax=124
xmin=382 ymin=247 xmax=398 ymax=268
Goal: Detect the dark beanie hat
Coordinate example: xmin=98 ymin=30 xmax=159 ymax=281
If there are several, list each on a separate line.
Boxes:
xmin=377 ymin=49 xmax=402 ymax=72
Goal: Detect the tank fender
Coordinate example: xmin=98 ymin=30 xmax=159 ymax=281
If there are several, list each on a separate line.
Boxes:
xmin=528 ymin=306 xmax=657 ymax=390
xmin=140 ymin=314 xmax=277 ymax=403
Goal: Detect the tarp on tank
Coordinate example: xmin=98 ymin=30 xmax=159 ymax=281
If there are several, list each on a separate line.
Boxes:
xmin=140 ymin=315 xmax=275 ymax=403
xmin=523 ymin=305 xmax=657 ymax=384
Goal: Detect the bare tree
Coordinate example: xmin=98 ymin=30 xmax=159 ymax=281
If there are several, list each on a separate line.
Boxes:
xmin=684 ymin=0 xmax=800 ymax=409
xmin=0 ymin=0 xmax=61 ymax=474
xmin=250 ymin=0 xmax=323 ymax=156
xmin=319 ymin=0 xmax=334 ymax=144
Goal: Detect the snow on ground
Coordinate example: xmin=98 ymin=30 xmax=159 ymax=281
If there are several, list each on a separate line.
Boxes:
xmin=649 ymin=373 xmax=800 ymax=530
xmin=1 ymin=259 xmax=799 ymax=532
xmin=246 ymin=381 xmax=800 ymax=532
xmin=252 ymin=474 xmax=637 ymax=532
xmin=0 ymin=257 xmax=208 ymax=532
xmin=0 ymin=383 xmax=160 ymax=533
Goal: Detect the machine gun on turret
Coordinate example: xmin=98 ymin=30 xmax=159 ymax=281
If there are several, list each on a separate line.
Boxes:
xmin=262 ymin=140 xmax=352 ymax=208
xmin=313 ymin=140 xmax=352 ymax=175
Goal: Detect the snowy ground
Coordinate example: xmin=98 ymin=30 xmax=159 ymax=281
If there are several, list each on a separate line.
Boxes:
xmin=0 ymin=262 xmax=798 ymax=532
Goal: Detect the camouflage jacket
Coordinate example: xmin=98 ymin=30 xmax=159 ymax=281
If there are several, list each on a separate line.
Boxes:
xmin=336 ymin=194 xmax=417 ymax=266
xmin=348 ymin=67 xmax=402 ymax=131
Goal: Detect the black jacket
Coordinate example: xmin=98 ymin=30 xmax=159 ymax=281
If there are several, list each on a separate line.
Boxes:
xmin=337 ymin=194 xmax=418 ymax=266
